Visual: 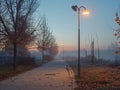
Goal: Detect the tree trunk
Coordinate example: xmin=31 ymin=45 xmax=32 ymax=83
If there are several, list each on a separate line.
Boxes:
xmin=42 ymin=48 xmax=44 ymax=64
xmin=13 ymin=43 xmax=17 ymax=70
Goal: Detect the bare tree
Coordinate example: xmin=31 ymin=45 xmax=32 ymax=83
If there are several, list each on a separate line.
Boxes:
xmin=47 ymin=41 xmax=58 ymax=59
xmin=0 ymin=0 xmax=39 ymax=70
xmin=36 ymin=16 xmax=58 ymax=63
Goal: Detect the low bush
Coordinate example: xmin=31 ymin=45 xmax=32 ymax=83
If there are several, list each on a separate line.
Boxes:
xmin=17 ymin=57 xmax=35 ymax=65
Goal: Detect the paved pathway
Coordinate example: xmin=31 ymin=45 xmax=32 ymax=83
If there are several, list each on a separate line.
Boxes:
xmin=0 ymin=60 xmax=75 ymax=90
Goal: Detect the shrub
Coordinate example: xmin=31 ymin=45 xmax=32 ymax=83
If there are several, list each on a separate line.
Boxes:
xmin=17 ymin=57 xmax=35 ymax=65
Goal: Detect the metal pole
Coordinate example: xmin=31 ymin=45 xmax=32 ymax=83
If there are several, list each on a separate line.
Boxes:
xmin=72 ymin=5 xmax=88 ymax=78
xmin=78 ymin=8 xmax=80 ymax=78
xmin=63 ymin=45 xmax=64 ymax=60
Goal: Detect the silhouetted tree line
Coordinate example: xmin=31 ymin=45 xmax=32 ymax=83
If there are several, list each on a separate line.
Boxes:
xmin=0 ymin=0 xmax=58 ymax=69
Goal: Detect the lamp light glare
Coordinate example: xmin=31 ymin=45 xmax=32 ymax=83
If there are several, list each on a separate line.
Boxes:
xmin=82 ymin=9 xmax=90 ymax=15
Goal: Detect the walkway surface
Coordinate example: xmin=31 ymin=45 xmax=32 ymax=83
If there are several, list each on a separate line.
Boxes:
xmin=0 ymin=60 xmax=75 ymax=90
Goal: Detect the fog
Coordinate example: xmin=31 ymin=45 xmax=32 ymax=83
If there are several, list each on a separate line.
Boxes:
xmin=57 ymin=49 xmax=120 ymax=61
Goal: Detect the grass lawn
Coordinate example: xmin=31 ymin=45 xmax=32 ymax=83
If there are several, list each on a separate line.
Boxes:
xmin=67 ymin=60 xmax=120 ymax=90
xmin=0 ymin=64 xmax=41 ymax=81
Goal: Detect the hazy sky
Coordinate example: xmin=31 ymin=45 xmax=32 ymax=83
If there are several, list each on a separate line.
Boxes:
xmin=34 ymin=0 xmax=120 ymax=51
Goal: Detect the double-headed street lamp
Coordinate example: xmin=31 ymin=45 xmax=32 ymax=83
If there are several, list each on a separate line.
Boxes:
xmin=72 ymin=5 xmax=90 ymax=78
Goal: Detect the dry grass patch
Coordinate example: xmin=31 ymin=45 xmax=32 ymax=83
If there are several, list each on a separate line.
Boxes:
xmin=0 ymin=64 xmax=40 ymax=81
xmin=71 ymin=65 xmax=120 ymax=89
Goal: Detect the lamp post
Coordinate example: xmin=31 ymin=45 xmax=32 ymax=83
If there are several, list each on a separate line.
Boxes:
xmin=63 ymin=45 xmax=64 ymax=60
xmin=61 ymin=44 xmax=64 ymax=60
xmin=72 ymin=5 xmax=90 ymax=78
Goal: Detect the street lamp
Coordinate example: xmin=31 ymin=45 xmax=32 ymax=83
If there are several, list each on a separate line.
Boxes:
xmin=61 ymin=44 xmax=64 ymax=60
xmin=72 ymin=5 xmax=90 ymax=78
